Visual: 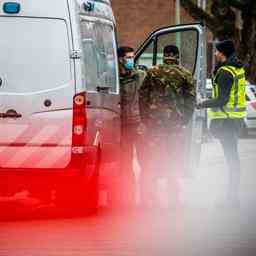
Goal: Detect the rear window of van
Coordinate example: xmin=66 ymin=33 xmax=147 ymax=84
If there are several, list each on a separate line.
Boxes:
xmin=0 ymin=18 xmax=71 ymax=93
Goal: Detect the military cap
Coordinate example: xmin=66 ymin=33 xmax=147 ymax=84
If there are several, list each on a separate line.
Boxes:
xmin=163 ymin=45 xmax=180 ymax=59
xmin=216 ymin=40 xmax=235 ymax=58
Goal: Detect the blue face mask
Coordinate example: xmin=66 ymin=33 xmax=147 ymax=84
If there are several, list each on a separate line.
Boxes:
xmin=124 ymin=58 xmax=134 ymax=70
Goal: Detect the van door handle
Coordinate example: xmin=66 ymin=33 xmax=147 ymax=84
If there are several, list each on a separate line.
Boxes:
xmin=96 ymin=86 xmax=111 ymax=93
xmin=0 ymin=109 xmax=22 ymax=118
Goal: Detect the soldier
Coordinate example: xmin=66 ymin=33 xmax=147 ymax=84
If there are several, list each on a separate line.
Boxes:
xmin=139 ymin=45 xmax=195 ymax=208
xmin=117 ymin=46 xmax=146 ymax=207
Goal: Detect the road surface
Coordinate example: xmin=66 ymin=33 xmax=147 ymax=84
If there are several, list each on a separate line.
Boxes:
xmin=0 ymin=138 xmax=256 ymax=256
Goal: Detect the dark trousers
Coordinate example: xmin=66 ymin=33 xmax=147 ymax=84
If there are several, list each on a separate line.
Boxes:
xmin=218 ymin=119 xmax=242 ymax=200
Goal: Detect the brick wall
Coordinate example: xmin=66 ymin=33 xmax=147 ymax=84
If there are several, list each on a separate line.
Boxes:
xmin=111 ymin=0 xmax=194 ymax=49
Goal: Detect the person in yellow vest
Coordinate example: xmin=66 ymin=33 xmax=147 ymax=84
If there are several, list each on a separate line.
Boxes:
xmin=198 ymin=39 xmax=246 ymax=208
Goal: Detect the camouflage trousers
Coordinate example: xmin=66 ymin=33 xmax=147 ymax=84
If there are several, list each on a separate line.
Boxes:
xmin=143 ymin=128 xmax=189 ymax=178
xmin=139 ymin=127 xmax=189 ymax=206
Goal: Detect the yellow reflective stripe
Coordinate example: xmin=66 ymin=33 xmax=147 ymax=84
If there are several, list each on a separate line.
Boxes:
xmin=210 ymin=107 xmax=246 ymax=112
xmin=219 ymin=66 xmax=245 ymax=109
xmin=208 ymin=109 xmax=246 ymax=119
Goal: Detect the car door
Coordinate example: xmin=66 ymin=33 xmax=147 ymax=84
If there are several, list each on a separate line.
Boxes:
xmin=135 ymin=23 xmax=207 ymax=176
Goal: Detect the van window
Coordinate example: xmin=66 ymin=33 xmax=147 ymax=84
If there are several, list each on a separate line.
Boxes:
xmin=80 ymin=21 xmax=118 ymax=93
xmin=0 ymin=18 xmax=71 ymax=93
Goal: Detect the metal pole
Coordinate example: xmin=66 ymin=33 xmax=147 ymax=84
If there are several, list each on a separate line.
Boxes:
xmin=175 ymin=0 xmax=181 ymax=25
xmin=175 ymin=0 xmax=181 ymax=51
xmin=202 ymin=0 xmax=206 ymax=11
xmin=197 ymin=0 xmax=206 ymax=10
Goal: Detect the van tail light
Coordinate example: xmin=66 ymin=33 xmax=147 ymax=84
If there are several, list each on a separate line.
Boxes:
xmin=72 ymin=91 xmax=87 ymax=155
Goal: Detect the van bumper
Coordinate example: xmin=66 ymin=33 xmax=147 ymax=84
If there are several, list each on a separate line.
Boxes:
xmin=0 ymin=145 xmax=100 ymax=194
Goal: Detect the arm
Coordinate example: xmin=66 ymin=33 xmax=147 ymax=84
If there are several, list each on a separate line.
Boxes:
xmin=138 ymin=72 xmax=153 ymax=124
xmin=201 ymin=70 xmax=233 ymax=108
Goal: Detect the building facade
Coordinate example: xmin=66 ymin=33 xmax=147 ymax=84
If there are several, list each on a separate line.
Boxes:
xmin=112 ymin=0 xmax=213 ymax=75
xmin=111 ymin=0 xmax=194 ymax=49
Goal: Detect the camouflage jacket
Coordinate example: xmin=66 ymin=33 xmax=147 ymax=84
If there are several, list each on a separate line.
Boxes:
xmin=139 ymin=64 xmax=195 ymax=132
xmin=120 ymin=69 xmax=146 ymax=126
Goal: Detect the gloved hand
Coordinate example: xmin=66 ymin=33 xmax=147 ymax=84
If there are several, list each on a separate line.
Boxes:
xmin=196 ymin=102 xmax=203 ymax=109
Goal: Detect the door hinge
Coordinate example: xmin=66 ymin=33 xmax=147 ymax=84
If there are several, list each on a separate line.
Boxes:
xmin=70 ymin=50 xmax=82 ymax=59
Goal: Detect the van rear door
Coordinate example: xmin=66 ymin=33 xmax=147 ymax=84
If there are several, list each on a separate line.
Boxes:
xmin=135 ymin=23 xmax=207 ymax=176
xmin=79 ymin=19 xmax=121 ymax=176
xmin=0 ymin=17 xmax=74 ymax=169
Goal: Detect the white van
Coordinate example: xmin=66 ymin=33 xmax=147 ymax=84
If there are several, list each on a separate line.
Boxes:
xmin=0 ymin=0 xmax=206 ymax=210
xmin=0 ymin=0 xmax=120 ymax=212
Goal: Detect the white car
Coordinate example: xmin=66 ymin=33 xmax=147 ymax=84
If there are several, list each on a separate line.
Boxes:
xmin=243 ymin=82 xmax=256 ymax=133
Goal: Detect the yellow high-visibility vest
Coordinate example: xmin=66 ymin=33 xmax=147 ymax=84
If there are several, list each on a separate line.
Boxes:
xmin=208 ymin=65 xmax=246 ymax=119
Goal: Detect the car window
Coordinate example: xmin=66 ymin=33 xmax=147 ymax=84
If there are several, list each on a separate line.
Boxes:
xmin=156 ymin=30 xmax=198 ymax=74
xmin=135 ymin=28 xmax=198 ymax=75
xmin=246 ymin=85 xmax=256 ymax=101
xmin=249 ymin=87 xmax=256 ymax=98
xmin=136 ymin=40 xmax=154 ymax=70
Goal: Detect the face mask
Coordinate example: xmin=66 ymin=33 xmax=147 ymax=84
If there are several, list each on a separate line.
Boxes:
xmin=124 ymin=58 xmax=134 ymax=70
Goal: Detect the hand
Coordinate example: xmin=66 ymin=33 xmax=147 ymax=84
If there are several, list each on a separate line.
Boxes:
xmin=196 ymin=102 xmax=203 ymax=109
xmin=196 ymin=96 xmax=204 ymax=109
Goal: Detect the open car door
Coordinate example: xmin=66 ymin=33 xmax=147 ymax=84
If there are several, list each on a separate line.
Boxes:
xmin=135 ymin=23 xmax=207 ymax=177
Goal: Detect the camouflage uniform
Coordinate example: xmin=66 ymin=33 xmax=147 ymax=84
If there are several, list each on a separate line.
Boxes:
xmin=138 ymin=63 xmax=195 ymax=206
xmin=139 ymin=63 xmax=195 ymax=132
xmin=120 ymin=69 xmax=146 ymax=126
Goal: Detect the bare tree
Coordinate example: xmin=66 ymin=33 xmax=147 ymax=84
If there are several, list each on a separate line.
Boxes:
xmin=180 ymin=0 xmax=256 ymax=83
